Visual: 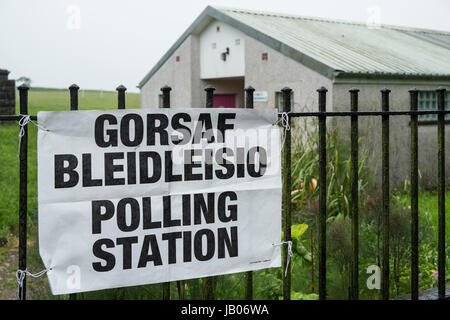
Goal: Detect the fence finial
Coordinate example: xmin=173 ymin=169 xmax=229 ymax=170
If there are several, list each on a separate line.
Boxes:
xmin=160 ymin=85 xmax=171 ymax=92
xmin=245 ymin=86 xmax=255 ymax=110
xmin=116 ymin=85 xmax=127 ymax=109
xmin=204 ymin=85 xmax=215 ymax=108
xmin=160 ymin=85 xmax=171 ymax=109
xmin=116 ymin=84 xmax=127 ymax=91
xmin=18 ymin=83 xmax=29 ymax=91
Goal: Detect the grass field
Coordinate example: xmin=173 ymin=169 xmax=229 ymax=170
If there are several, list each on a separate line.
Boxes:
xmin=395 ymin=190 xmax=450 ymax=243
xmin=0 ymin=88 xmax=448 ymax=299
xmin=0 ymin=88 xmax=140 ymax=238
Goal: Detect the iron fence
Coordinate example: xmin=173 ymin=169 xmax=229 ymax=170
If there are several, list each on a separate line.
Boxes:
xmin=0 ymin=83 xmax=448 ymax=300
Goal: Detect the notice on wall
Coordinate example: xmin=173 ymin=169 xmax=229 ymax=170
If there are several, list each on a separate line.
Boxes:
xmin=253 ymin=91 xmax=268 ymax=102
xmin=37 ymin=108 xmax=282 ymax=295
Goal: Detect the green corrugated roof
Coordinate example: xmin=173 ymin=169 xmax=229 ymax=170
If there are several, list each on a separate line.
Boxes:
xmin=138 ymin=6 xmax=450 ymax=88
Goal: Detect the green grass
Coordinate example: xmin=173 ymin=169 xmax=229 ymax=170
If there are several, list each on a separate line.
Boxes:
xmin=390 ymin=189 xmax=450 ymax=294
xmin=0 ymin=88 xmax=140 ymax=238
xmin=23 ymin=87 xmax=140 ymax=114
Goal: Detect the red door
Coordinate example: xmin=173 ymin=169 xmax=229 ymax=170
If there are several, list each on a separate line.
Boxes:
xmin=213 ymin=94 xmax=236 ymax=108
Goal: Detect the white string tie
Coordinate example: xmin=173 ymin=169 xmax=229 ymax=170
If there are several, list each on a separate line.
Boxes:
xmin=273 ymin=112 xmax=291 ymax=152
xmin=16 ymin=267 xmax=51 ymax=300
xmin=273 ymin=241 xmax=293 ymax=277
xmin=17 ymin=114 xmax=47 ymax=158
xmin=273 ymin=112 xmax=291 ymax=131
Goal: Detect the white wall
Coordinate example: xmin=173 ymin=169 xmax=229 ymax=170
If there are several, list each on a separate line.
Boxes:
xmin=244 ymin=35 xmax=333 ymax=112
xmin=200 ymin=20 xmax=245 ymax=79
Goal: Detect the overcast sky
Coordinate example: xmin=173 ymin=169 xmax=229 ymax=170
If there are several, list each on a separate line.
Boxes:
xmin=1 ymin=0 xmax=449 ymax=92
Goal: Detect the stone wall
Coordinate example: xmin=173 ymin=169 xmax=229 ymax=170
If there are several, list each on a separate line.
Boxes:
xmin=0 ymin=69 xmax=15 ymax=115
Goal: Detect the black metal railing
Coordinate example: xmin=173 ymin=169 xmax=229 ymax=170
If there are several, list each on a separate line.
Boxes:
xmin=0 ymin=84 xmax=448 ymax=300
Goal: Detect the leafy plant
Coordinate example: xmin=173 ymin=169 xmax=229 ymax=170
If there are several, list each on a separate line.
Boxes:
xmin=290 ymin=118 xmax=369 ymax=219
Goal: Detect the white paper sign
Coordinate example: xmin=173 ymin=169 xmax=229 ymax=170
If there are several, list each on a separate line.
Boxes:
xmin=37 ymin=108 xmax=282 ymax=295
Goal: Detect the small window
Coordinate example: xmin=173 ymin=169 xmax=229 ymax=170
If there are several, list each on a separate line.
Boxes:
xmin=235 ymin=39 xmax=240 ymax=45
xmin=176 ymin=56 xmax=180 ymax=62
xmin=418 ymin=91 xmax=449 ymax=121
xmin=275 ymin=91 xmax=294 ymax=112
xmin=212 ymin=43 xmax=216 ymax=49
xmin=262 ymin=52 xmax=268 ymax=61
xmin=216 ymin=26 xmax=220 ymax=32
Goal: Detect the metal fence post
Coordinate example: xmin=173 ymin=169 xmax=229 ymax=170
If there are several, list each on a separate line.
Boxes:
xmin=381 ymin=88 xmax=391 ymax=300
xmin=161 ymin=85 xmax=172 ymax=300
xmin=18 ymin=84 xmax=29 ymax=300
xmin=114 ymin=85 xmax=127 ymax=300
xmin=409 ymin=88 xmax=419 ymax=300
xmin=204 ymin=85 xmax=215 ymax=300
xmin=117 ymin=85 xmax=127 ymax=109
xmin=69 ymin=84 xmax=79 ymax=111
xmin=69 ymin=83 xmax=79 ymax=301
xmin=281 ymin=87 xmax=292 ymax=301
xmin=317 ymin=87 xmax=328 ymax=300
xmin=436 ymin=87 xmax=446 ymax=300
xmin=245 ymin=86 xmax=255 ymax=109
xmin=245 ymin=85 xmax=255 ymax=300
xmin=349 ymin=88 xmax=359 ymax=300
xmin=160 ymin=84 xmax=186 ymax=300
xmin=161 ymin=85 xmax=171 ymax=109
xmin=205 ymin=85 xmax=215 ymax=109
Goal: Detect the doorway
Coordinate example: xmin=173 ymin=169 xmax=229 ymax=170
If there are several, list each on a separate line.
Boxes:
xmin=213 ymin=94 xmax=236 ymax=108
